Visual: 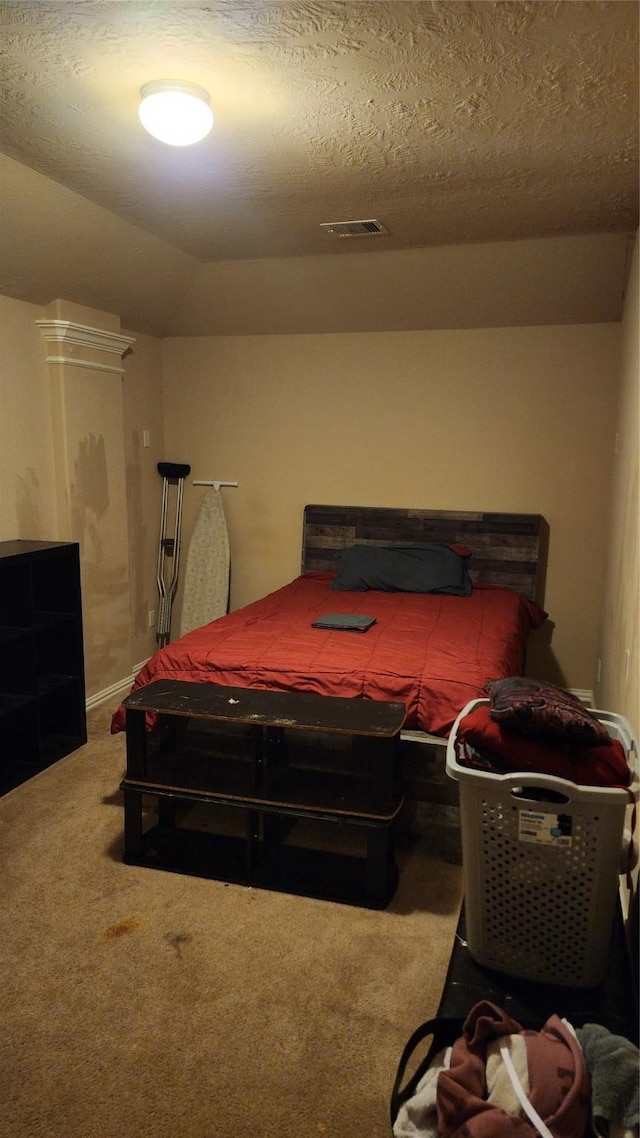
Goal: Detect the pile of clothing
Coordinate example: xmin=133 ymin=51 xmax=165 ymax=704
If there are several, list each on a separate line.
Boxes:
xmin=455 ymin=678 xmax=632 ymax=791
xmin=393 ymin=1001 xmax=639 ymax=1138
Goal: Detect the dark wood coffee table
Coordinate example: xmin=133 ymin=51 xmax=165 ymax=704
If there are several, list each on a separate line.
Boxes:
xmin=120 ymin=679 xmax=406 ymax=907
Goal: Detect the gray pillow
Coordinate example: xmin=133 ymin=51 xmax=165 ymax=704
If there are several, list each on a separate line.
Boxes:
xmin=330 ymin=543 xmax=472 ymax=595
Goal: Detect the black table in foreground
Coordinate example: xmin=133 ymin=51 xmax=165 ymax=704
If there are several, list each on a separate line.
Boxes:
xmin=120 ymin=679 xmax=406 ymax=907
xmin=438 ymin=902 xmax=638 ymax=1044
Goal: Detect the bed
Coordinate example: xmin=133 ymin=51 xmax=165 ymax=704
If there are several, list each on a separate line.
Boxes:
xmin=112 ymin=505 xmax=548 ymax=855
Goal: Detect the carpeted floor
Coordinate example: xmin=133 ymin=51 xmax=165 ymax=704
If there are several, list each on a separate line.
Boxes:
xmin=1 ymin=703 xmax=463 ymax=1138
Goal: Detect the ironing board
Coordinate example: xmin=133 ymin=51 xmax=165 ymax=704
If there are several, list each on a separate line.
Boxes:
xmin=179 ymin=485 xmax=230 ymax=636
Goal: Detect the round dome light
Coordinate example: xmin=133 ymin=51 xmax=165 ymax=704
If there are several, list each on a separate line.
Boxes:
xmin=138 ymin=80 xmax=214 ymax=146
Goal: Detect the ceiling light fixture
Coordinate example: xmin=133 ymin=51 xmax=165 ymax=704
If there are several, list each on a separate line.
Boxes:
xmin=138 ymin=80 xmax=214 ymax=146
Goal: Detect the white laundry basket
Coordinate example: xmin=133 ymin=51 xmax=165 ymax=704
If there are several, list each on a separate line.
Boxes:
xmin=446 ymin=700 xmax=637 ymax=988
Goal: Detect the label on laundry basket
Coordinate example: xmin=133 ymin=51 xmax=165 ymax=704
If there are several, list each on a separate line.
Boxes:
xmin=518 ymin=809 xmax=573 ymax=847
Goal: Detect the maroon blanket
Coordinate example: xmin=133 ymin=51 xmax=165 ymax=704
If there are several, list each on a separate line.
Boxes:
xmin=454 ymin=701 xmax=630 ymax=788
xmin=111 ymin=572 xmax=546 ymax=736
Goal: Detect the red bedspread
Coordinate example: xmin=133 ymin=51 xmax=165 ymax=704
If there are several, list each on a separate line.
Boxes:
xmin=111 ymin=572 xmax=546 ymax=737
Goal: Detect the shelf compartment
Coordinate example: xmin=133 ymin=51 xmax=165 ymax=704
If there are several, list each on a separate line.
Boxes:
xmin=126 ymin=819 xmax=253 ymax=886
xmin=0 ymin=539 xmax=86 ymax=795
xmin=32 ymin=555 xmax=80 ymax=616
xmin=260 ymin=840 xmax=396 ymax=908
xmin=0 ymin=712 xmax=39 ymax=765
xmin=256 ymin=765 xmax=402 ymax=820
xmin=122 ymin=797 xmax=395 ymax=907
xmin=139 ymin=746 xmax=401 ymax=820
xmin=0 ymin=563 xmax=32 ymax=626
xmin=39 ymin=679 xmax=87 ymax=749
xmin=37 ymin=672 xmax=80 ymax=697
xmin=36 ymin=616 xmax=84 ymax=677
xmin=142 ymin=740 xmax=258 ymax=799
xmin=0 ymin=632 xmax=37 ymax=697
xmin=0 ymin=691 xmax=38 ymax=716
xmin=33 ymin=611 xmax=76 ymax=629
xmin=0 ymin=756 xmax=44 ymax=796
xmin=145 ymin=718 xmax=402 ymax=820
xmin=40 ymin=731 xmax=88 ymax=765
xmin=0 ymin=625 xmax=31 ymax=645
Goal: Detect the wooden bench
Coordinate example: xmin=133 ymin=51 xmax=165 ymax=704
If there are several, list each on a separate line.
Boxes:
xmin=120 ymin=679 xmax=406 ymax=908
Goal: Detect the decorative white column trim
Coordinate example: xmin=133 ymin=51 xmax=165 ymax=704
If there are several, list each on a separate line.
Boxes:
xmin=42 ymin=354 xmax=130 ymax=375
xmin=36 ymin=319 xmax=135 ymax=373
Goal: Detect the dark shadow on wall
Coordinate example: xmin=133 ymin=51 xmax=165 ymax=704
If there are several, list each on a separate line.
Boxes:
xmin=526 ymin=619 xmax=569 ymax=688
xmin=523 ymin=517 xmax=569 ymax=687
xmin=126 ymin=429 xmax=149 ymax=640
xmin=15 ymin=468 xmax=42 ymax=538
xmin=71 ymin=432 xmax=130 ymax=685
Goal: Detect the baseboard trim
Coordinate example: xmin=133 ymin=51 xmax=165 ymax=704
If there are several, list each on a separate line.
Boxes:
xmin=85 ymin=662 xmax=148 ymax=712
xmin=568 ymin=688 xmax=595 ymax=708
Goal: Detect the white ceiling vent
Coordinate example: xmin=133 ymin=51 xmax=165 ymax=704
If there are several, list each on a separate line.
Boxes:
xmin=320 ymin=219 xmax=389 ymax=238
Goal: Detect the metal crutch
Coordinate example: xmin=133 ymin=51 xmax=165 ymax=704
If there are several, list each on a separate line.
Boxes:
xmin=156 ymin=461 xmax=191 ymax=646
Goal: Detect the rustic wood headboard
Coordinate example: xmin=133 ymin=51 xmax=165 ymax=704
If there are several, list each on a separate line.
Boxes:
xmin=301 ymin=505 xmax=547 ymax=604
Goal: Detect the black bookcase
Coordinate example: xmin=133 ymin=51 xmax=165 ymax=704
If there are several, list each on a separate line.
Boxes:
xmin=0 ymin=540 xmax=87 ymax=795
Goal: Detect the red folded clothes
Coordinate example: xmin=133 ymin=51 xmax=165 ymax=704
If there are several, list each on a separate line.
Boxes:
xmin=456 ymin=703 xmax=630 ymax=789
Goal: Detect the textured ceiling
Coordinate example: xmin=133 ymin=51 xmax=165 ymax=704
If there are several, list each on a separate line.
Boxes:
xmin=0 ymin=0 xmax=638 ymax=334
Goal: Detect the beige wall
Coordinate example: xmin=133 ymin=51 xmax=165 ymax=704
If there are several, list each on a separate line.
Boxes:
xmin=0 ymin=295 xmax=164 ymax=699
xmin=120 ymin=330 xmax=166 ymax=670
xmin=36 ymin=301 xmax=133 ymax=696
xmin=597 ymin=235 xmax=639 ymax=730
xmin=597 ymin=234 xmax=639 ymax=939
xmin=161 ymin=323 xmax=621 ymax=694
xmin=1 ymin=256 xmax=636 ymax=712
xmin=0 ymin=295 xmax=57 ymax=538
